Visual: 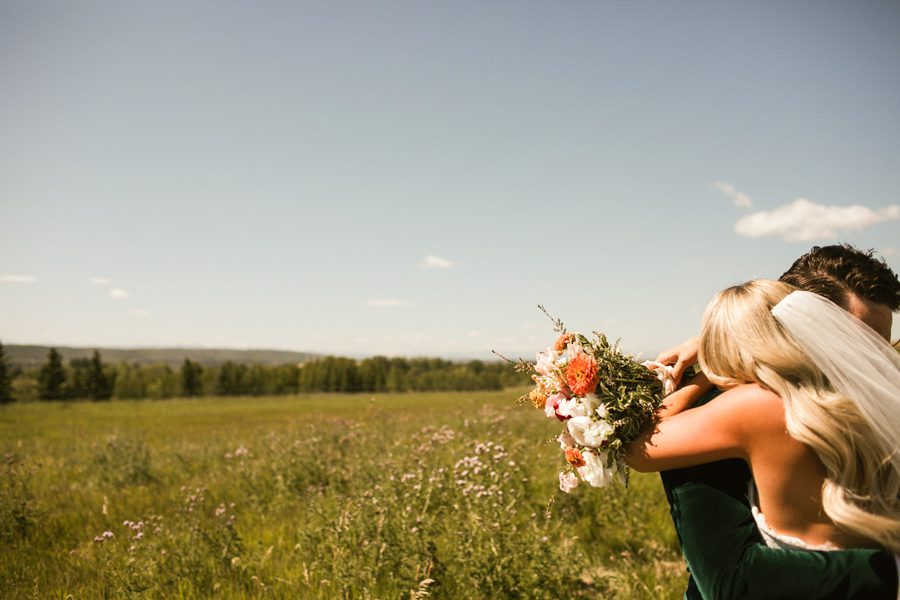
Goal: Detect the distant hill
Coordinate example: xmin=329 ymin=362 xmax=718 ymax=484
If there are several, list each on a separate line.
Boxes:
xmin=5 ymin=345 xmax=319 ymax=368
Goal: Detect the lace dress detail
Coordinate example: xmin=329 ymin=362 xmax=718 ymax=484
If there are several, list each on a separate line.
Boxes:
xmin=747 ymin=483 xmax=838 ymax=551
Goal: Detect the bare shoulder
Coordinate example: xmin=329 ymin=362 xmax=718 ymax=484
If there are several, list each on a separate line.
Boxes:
xmin=711 ymin=383 xmax=785 ymax=433
xmin=716 ymin=383 xmax=781 ymax=406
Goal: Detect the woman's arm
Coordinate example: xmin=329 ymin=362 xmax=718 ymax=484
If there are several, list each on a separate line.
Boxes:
xmin=656 ymin=372 xmax=714 ymax=419
xmin=625 ymin=383 xmax=778 ymax=473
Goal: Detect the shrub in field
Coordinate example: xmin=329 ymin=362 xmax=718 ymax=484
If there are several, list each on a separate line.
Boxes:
xmin=91 ymin=434 xmax=156 ymax=486
xmin=0 ymin=452 xmax=38 ymax=541
xmin=87 ymin=486 xmax=252 ymax=596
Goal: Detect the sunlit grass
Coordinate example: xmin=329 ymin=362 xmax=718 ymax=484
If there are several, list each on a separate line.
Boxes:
xmin=0 ymin=391 xmax=686 ymax=598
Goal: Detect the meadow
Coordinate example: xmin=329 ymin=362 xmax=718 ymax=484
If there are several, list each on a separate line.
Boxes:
xmin=0 ymin=390 xmax=687 ymax=598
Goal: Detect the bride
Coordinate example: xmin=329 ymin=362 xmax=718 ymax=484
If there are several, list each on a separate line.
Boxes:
xmin=625 ymin=279 xmax=900 ymax=552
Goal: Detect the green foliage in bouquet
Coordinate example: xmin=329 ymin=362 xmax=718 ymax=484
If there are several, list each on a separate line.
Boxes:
xmin=580 ymin=329 xmax=663 ymax=460
xmin=500 ymin=306 xmax=667 ymax=487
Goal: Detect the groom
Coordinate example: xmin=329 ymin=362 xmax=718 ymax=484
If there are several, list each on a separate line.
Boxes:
xmin=657 ymin=244 xmax=899 ymax=599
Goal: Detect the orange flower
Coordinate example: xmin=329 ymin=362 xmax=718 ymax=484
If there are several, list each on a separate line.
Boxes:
xmin=565 ymin=447 xmax=585 ymax=467
xmin=553 ymin=333 xmax=574 ymax=352
xmin=566 ymin=353 xmax=599 ymax=396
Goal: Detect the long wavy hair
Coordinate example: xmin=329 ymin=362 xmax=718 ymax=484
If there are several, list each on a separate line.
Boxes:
xmin=698 ymin=279 xmax=900 ymax=552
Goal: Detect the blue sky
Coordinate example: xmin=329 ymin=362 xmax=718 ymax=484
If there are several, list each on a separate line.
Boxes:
xmin=2 ymin=1 xmax=898 ymax=358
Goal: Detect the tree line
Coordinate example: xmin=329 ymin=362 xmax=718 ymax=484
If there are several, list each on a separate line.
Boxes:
xmin=0 ymin=342 xmax=529 ymax=403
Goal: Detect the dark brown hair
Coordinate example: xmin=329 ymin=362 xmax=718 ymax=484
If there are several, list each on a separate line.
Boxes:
xmin=779 ymin=244 xmax=900 ymax=311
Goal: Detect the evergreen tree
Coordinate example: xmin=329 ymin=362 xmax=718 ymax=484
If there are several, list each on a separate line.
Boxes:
xmin=86 ymin=350 xmax=114 ymax=401
xmin=216 ymin=361 xmax=238 ymax=396
xmin=65 ymin=357 xmax=91 ymax=399
xmin=180 ymin=359 xmax=203 ymax=397
xmin=38 ymin=348 xmax=66 ymax=400
xmin=0 ymin=341 xmax=13 ymax=404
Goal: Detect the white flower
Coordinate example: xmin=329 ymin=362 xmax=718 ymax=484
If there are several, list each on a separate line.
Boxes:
xmin=567 ymin=416 xmax=614 ymax=448
xmin=557 ymin=431 xmax=575 ymax=450
xmin=642 ymin=360 xmax=677 ymax=396
xmin=567 ymin=342 xmax=586 ymax=359
xmin=555 ymin=397 xmax=582 ymax=419
xmin=576 ymin=450 xmax=615 ymax=488
xmin=534 ymin=349 xmax=560 ymax=377
xmin=558 ymin=471 xmax=579 ymax=493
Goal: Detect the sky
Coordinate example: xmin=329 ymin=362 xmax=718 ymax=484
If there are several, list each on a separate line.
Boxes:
xmin=1 ymin=0 xmax=899 ymax=359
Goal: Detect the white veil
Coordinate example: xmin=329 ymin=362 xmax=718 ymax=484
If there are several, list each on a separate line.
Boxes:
xmin=771 ymin=290 xmax=900 ymax=474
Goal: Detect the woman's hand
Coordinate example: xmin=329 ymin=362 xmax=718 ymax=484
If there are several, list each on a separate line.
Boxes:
xmin=655 ymin=336 xmax=700 ymax=387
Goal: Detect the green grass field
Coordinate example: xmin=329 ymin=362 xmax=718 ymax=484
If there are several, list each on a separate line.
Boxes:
xmin=0 ymin=391 xmax=687 ymax=598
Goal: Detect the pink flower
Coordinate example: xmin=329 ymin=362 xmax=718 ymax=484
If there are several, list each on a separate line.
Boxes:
xmin=544 ymin=393 xmax=569 ymax=420
xmin=557 ymin=431 xmax=575 ymax=450
xmin=559 ymin=471 xmax=579 ymax=493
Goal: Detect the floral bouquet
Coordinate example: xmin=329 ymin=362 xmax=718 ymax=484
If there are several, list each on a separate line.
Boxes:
xmin=512 ymin=307 xmax=675 ymax=492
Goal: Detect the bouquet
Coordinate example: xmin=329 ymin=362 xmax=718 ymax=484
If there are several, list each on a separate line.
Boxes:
xmin=513 ymin=308 xmax=675 ymax=492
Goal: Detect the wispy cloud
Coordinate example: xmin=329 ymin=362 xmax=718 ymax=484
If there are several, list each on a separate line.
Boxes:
xmin=365 ymin=298 xmax=413 ymax=308
xmin=109 ymin=288 xmax=130 ymax=300
xmin=0 ymin=275 xmax=36 ymax=284
xmin=881 ymin=247 xmax=897 ymax=256
xmin=130 ymin=308 xmax=151 ymax=318
xmin=712 ymin=180 xmax=753 ymax=208
xmin=735 ymin=199 xmax=900 ymax=241
xmin=421 ymin=255 xmax=454 ymax=269
xmin=89 ymin=277 xmax=112 ymax=285
xmin=466 ymin=330 xmax=482 ymax=338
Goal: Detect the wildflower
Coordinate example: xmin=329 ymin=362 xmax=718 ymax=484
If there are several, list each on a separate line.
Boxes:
xmin=93 ymin=530 xmax=114 ymax=543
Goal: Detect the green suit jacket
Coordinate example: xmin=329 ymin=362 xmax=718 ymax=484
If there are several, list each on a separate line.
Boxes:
xmin=660 ymin=389 xmax=898 ymax=599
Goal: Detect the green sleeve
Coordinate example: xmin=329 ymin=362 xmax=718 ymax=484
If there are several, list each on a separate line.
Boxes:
xmin=661 ymin=389 xmax=898 ymax=600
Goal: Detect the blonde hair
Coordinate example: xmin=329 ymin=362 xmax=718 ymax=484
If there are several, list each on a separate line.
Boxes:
xmin=699 ymin=279 xmax=900 ymax=552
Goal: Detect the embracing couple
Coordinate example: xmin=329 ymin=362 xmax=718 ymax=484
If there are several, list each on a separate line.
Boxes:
xmin=625 ymin=244 xmax=900 ymax=599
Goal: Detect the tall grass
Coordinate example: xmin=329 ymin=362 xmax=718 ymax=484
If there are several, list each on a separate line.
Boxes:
xmin=0 ymin=391 xmax=686 ymax=598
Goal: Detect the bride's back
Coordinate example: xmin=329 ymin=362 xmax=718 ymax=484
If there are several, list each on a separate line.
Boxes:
xmin=699 ymin=280 xmax=900 ymax=553
xmin=735 ymin=383 xmax=875 ymax=549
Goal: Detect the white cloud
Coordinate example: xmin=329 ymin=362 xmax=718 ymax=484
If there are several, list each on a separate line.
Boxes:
xmin=0 ymin=275 xmax=36 ymax=283
xmin=90 ymin=277 xmax=112 ymax=285
xmin=881 ymin=248 xmax=897 ymax=256
xmin=711 ymin=180 xmax=753 ymax=208
xmin=109 ymin=288 xmax=130 ymax=300
xmin=421 ymin=255 xmax=454 ymax=269
xmin=735 ymin=198 xmax=900 ymax=241
xmin=466 ymin=330 xmax=482 ymax=337
xmin=365 ymin=298 xmax=413 ymax=308
xmin=130 ymin=308 xmax=151 ymax=318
